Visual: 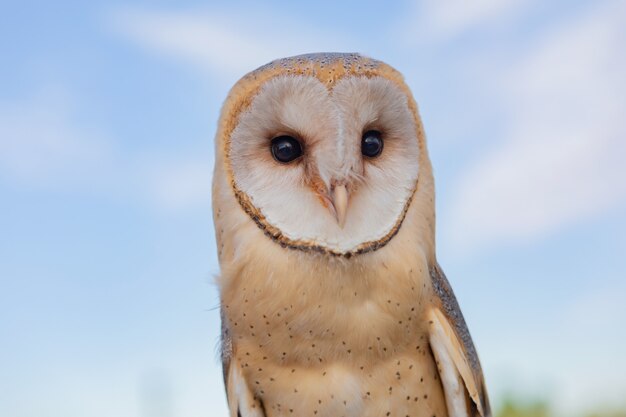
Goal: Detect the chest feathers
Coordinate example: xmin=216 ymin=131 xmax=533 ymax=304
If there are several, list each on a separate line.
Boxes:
xmin=219 ymin=238 xmax=449 ymax=417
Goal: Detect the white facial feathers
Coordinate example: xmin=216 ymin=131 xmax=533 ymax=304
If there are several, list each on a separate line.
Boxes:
xmin=229 ymin=75 xmax=420 ymax=254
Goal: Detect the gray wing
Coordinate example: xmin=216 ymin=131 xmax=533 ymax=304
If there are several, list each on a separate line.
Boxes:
xmin=220 ymin=307 xmax=233 ymax=393
xmin=429 ymin=262 xmax=491 ymax=417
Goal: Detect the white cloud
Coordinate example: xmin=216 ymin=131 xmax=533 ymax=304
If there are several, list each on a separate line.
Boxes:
xmin=446 ymin=1 xmax=626 ymax=250
xmin=402 ymin=0 xmax=530 ymax=41
xmin=107 ymin=7 xmax=353 ymax=81
xmin=0 ymin=88 xmax=114 ymax=188
xmin=0 ymin=88 xmax=212 ymax=212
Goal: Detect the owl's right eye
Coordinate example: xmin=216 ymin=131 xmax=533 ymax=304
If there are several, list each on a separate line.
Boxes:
xmin=270 ymin=135 xmax=303 ymax=163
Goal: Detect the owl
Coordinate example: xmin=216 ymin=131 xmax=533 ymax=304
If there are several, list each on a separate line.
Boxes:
xmin=212 ymin=53 xmax=490 ymax=417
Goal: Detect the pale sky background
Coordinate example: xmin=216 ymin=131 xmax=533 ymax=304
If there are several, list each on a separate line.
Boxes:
xmin=1 ymin=1 xmax=625 ymax=417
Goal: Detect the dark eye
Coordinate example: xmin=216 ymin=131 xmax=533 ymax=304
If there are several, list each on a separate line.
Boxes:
xmin=270 ymin=135 xmax=303 ymax=163
xmin=361 ymin=130 xmax=384 ymax=158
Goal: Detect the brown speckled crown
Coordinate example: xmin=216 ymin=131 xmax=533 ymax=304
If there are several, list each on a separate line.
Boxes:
xmin=217 ymin=53 xmax=427 ymax=257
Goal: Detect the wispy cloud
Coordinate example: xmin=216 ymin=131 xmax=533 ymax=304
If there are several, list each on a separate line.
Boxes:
xmin=401 ymin=0 xmax=531 ymax=41
xmin=445 ymin=1 xmax=626 ymax=250
xmin=107 ymin=7 xmax=353 ymax=81
xmin=0 ymin=88 xmax=114 ymax=188
xmin=0 ymin=87 xmax=212 ymax=212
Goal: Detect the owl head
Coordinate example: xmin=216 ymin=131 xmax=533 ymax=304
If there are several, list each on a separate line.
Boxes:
xmin=213 ymin=53 xmax=435 ymax=261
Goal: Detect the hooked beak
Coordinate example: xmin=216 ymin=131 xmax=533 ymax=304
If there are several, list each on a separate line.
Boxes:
xmin=330 ymin=184 xmax=349 ymax=228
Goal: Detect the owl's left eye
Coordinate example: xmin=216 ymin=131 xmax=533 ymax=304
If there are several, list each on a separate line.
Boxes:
xmin=271 ymin=135 xmax=303 ymax=163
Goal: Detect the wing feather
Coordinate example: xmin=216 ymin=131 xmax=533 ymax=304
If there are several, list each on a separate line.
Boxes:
xmin=221 ymin=308 xmax=266 ymax=417
xmin=428 ymin=263 xmax=491 ymax=417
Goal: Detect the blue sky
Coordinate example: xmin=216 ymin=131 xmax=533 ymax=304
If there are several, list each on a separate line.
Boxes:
xmin=1 ymin=1 xmax=625 ymax=416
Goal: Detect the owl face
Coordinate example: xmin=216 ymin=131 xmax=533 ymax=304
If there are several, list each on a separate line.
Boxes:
xmin=223 ymin=55 xmax=421 ymax=256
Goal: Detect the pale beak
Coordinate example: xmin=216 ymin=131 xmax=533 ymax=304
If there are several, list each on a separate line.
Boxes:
xmin=331 ymin=184 xmax=349 ymax=228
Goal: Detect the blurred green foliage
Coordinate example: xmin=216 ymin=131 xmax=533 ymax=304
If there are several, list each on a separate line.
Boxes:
xmin=497 ymin=398 xmax=551 ymax=417
xmin=496 ymin=398 xmax=626 ymax=417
